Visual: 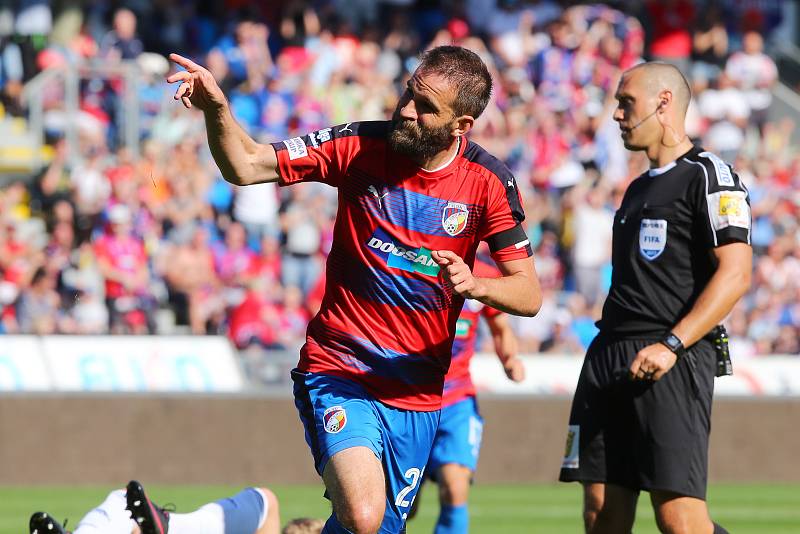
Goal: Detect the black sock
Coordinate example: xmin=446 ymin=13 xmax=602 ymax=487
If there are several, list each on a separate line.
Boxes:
xmin=713 ymin=522 xmax=729 ymax=534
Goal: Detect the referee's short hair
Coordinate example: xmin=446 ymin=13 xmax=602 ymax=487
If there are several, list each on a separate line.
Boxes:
xmin=417 ymin=46 xmax=493 ymax=119
xmin=628 ymin=61 xmax=692 ymax=116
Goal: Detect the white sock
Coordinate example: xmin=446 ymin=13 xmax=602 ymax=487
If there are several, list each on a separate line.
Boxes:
xmin=253 ymin=488 xmax=269 ymax=529
xmin=167 ymin=503 xmax=226 ymax=534
xmin=74 ymin=489 xmax=135 ymax=534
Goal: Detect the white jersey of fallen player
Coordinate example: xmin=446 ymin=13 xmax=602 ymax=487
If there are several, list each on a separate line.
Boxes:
xmin=72 ymin=488 xmax=269 ymax=534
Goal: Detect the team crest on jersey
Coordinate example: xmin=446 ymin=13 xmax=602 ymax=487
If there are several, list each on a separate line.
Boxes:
xmin=442 ymin=202 xmax=469 ymax=236
xmin=639 ymin=218 xmax=667 ymax=260
xmin=323 ymin=406 xmax=347 ymax=434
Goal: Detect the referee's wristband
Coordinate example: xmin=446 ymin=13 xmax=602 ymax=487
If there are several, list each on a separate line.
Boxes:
xmin=660 ymin=332 xmax=687 ymax=359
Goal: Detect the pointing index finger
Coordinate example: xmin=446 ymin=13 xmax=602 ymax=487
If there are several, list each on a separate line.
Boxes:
xmin=169 ymin=53 xmax=202 ymax=72
xmin=434 ymin=250 xmax=461 ymax=262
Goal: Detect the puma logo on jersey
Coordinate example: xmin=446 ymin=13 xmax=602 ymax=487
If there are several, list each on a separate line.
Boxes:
xmin=368 ymin=185 xmax=389 ymax=209
xmin=339 ymin=123 xmax=353 ymax=134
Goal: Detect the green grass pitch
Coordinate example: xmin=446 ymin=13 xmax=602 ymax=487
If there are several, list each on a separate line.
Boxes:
xmin=1 ymin=483 xmax=798 ymax=533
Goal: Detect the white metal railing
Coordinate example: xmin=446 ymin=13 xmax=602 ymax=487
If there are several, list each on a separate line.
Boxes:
xmin=20 ymin=60 xmax=144 ymax=168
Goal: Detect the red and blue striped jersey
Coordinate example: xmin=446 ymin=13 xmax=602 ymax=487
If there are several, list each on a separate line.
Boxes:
xmin=443 ymin=258 xmax=502 ymax=407
xmin=272 ymin=121 xmax=532 ymax=411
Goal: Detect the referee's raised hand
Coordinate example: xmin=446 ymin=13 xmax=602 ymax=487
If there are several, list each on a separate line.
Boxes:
xmin=167 ymin=53 xmax=227 ymax=112
xmin=629 ymin=342 xmax=678 ymax=381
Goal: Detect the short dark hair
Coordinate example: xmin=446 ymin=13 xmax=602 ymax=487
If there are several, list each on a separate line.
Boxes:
xmin=416 ymin=46 xmax=493 ymax=119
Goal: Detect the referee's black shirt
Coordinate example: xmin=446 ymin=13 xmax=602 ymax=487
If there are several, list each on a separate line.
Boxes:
xmin=598 ymin=146 xmax=752 ymax=337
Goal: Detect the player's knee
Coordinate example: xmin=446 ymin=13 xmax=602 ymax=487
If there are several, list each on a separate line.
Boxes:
xmin=336 ymin=500 xmax=384 ymax=534
xmin=582 ymin=488 xmax=604 ymax=529
xmin=582 ymin=506 xmax=601 ymax=533
xmin=258 ymin=487 xmax=279 ymax=514
xmin=439 ymin=479 xmax=469 ymax=506
xmin=654 ymin=511 xmax=694 ymax=534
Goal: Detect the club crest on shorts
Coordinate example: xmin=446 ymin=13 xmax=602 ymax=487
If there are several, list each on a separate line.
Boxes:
xmin=639 ymin=218 xmax=667 ymax=260
xmin=323 ymin=406 xmax=347 ymax=434
xmin=442 ymin=202 xmax=469 ymax=236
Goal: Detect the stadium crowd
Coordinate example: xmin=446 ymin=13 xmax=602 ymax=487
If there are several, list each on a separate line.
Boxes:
xmin=0 ymin=0 xmax=797 ymax=359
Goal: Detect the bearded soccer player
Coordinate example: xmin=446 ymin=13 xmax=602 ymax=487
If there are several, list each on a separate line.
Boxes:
xmin=168 ymin=46 xmax=542 ymax=534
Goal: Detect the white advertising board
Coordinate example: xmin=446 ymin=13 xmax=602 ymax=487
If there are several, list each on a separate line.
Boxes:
xmin=0 ymin=336 xmax=50 ymax=391
xmin=40 ymin=336 xmax=244 ymax=392
xmin=471 ymin=354 xmax=800 ymax=396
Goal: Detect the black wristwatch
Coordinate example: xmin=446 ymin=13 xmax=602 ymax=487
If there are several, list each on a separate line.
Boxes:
xmin=661 ymin=332 xmax=688 ymax=359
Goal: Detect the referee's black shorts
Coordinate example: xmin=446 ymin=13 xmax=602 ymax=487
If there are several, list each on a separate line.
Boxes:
xmin=558 ymin=334 xmax=716 ymax=499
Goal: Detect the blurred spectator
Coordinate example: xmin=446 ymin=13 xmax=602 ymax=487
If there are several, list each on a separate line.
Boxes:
xmin=67 ymin=286 xmax=108 ymax=334
xmin=569 ymin=184 xmax=613 ymax=307
xmin=233 ymin=183 xmax=279 ymax=249
xmin=70 ymin=146 xmax=110 ymax=242
xmin=276 ymin=285 xmax=310 ymax=349
xmin=13 ymin=0 xmax=52 ymax=81
xmin=160 ymin=225 xmax=224 ymax=334
xmin=691 ymin=3 xmax=728 ymax=83
xmin=15 ymin=266 xmax=60 ymax=334
xmin=213 ymin=221 xmax=257 ymax=299
xmin=279 ymin=186 xmax=323 ymax=296
xmin=646 ymin=0 xmax=694 ymax=73
xmin=99 ymin=8 xmax=142 ymax=62
xmin=725 ymin=30 xmax=777 ymax=134
xmin=93 ymin=204 xmax=155 ymax=334
xmin=228 ymin=279 xmax=284 ymax=351
xmin=0 ymin=6 xmax=24 ymax=116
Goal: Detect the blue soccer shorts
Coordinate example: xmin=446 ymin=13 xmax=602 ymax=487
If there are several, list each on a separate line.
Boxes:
xmin=291 ymin=369 xmax=440 ymax=533
xmin=428 ymin=396 xmax=484 ymax=476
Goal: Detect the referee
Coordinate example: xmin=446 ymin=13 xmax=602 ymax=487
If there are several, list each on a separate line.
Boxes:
xmin=559 ymin=62 xmax=751 ymax=534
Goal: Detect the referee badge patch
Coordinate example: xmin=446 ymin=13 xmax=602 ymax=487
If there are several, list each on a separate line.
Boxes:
xmin=709 ymin=191 xmax=750 ymax=230
xmin=562 ymin=425 xmax=579 ymax=469
xmin=639 ymin=218 xmax=667 ymax=260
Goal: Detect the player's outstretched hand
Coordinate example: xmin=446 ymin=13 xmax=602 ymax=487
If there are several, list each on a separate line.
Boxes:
xmin=629 ymin=342 xmax=677 ymax=381
xmin=167 ymin=53 xmax=227 ymax=112
xmin=503 ymin=357 xmax=526 ymax=382
xmin=432 ymin=250 xmax=484 ymax=299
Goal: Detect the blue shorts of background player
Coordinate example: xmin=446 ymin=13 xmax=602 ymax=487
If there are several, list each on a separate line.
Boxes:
xmin=410 ymin=396 xmax=483 ymax=534
xmin=292 ymin=370 xmax=440 ymax=534
xmin=428 ymin=396 xmax=484 ymax=475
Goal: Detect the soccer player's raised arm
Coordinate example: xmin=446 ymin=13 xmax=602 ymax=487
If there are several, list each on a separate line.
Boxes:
xmin=167 ymin=53 xmax=280 ymax=186
xmin=432 ymin=251 xmax=542 ymax=317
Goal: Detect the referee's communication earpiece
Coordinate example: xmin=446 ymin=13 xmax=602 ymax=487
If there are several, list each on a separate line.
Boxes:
xmin=630 ymin=100 xmax=664 ymax=130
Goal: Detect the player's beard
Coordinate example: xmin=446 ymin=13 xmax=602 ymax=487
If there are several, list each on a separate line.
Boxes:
xmin=388 ymin=117 xmax=454 ymax=163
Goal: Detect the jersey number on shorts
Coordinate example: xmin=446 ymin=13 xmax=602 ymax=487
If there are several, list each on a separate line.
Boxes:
xmin=469 ymin=416 xmax=483 ymax=458
xmin=395 ymin=467 xmax=423 ymax=508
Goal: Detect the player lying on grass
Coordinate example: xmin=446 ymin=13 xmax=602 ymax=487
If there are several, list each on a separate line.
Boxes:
xmin=29 ymin=480 xmax=323 ymax=534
